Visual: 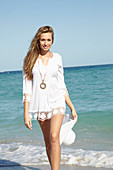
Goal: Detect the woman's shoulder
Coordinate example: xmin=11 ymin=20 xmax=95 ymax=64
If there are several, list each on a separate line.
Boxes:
xmin=52 ymin=52 xmax=62 ymax=61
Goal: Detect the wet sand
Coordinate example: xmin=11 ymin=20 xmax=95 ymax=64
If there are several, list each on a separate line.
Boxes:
xmin=0 ymin=164 xmax=112 ymax=170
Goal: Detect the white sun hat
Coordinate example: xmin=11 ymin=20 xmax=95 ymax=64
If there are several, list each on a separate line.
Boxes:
xmin=60 ymin=114 xmax=78 ymax=146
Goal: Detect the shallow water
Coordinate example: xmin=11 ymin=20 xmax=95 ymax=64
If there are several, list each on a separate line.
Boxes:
xmin=0 ymin=64 xmax=113 ymax=168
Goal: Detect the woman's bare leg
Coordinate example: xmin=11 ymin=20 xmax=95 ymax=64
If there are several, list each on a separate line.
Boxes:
xmin=38 ymin=119 xmax=51 ymax=164
xmin=50 ymin=114 xmax=64 ymax=170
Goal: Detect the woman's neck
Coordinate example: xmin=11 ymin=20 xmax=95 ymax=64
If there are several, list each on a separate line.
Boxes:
xmin=39 ymin=50 xmax=50 ymax=56
xmin=39 ymin=51 xmax=52 ymax=59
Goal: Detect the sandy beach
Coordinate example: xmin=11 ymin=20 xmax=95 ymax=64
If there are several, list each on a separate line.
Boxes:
xmin=0 ymin=165 xmax=113 ymax=170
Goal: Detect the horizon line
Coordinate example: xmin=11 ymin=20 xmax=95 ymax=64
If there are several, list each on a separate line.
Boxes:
xmin=0 ymin=63 xmax=113 ymax=73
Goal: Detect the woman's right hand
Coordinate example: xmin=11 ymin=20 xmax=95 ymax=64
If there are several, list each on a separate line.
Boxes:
xmin=24 ymin=114 xmax=32 ymax=130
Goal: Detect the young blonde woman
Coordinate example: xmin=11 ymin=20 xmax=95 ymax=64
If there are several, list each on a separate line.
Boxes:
xmin=23 ymin=26 xmax=77 ymax=170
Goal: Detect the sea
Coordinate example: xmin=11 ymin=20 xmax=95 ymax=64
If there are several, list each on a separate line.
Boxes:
xmin=0 ymin=64 xmax=113 ymax=168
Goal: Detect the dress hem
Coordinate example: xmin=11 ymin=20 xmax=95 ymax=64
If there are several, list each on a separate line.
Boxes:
xmin=37 ymin=112 xmax=65 ymax=121
xmin=29 ymin=107 xmax=65 ymax=121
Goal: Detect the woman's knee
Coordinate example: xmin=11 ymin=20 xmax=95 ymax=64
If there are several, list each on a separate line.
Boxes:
xmin=50 ymin=132 xmax=59 ymax=144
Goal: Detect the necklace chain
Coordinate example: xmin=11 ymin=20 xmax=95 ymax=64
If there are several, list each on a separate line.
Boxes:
xmin=38 ymin=55 xmax=50 ymax=89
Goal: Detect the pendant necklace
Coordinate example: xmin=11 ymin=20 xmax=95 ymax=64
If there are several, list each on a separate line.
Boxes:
xmin=38 ymin=55 xmax=50 ymax=90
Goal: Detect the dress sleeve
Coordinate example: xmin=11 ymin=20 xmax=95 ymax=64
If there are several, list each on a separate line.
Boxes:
xmin=23 ymin=70 xmax=33 ymax=103
xmin=57 ymin=54 xmax=69 ymax=97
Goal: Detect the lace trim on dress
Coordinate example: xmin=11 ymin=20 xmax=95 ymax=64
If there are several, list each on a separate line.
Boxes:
xmin=23 ymin=94 xmax=31 ymax=103
xmin=29 ymin=107 xmax=65 ymax=121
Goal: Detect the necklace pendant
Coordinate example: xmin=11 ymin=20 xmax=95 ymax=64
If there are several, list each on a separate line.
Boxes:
xmin=40 ymin=80 xmax=46 ymax=89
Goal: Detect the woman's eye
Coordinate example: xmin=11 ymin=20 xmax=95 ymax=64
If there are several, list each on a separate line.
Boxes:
xmin=40 ymin=39 xmax=52 ymax=41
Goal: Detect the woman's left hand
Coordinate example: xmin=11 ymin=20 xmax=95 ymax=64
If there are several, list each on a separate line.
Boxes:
xmin=71 ymin=107 xmax=78 ymax=124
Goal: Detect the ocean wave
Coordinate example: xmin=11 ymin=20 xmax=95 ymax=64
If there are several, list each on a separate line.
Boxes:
xmin=0 ymin=142 xmax=113 ymax=168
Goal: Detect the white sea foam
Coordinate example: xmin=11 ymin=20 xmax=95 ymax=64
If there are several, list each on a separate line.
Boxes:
xmin=61 ymin=148 xmax=113 ymax=168
xmin=0 ymin=142 xmax=113 ymax=168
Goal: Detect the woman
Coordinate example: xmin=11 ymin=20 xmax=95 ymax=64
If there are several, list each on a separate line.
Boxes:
xmin=23 ymin=26 xmax=77 ymax=170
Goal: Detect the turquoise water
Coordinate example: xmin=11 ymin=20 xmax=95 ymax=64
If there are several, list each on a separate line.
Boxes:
xmin=64 ymin=65 xmax=113 ymax=151
xmin=0 ymin=64 xmax=113 ymax=168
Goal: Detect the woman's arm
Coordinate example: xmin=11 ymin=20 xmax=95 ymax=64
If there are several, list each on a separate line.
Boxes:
xmin=24 ymin=99 xmax=32 ymax=130
xmin=65 ymin=90 xmax=78 ymax=121
xmin=23 ymin=70 xmax=33 ymax=130
xmin=57 ymin=54 xmax=78 ymax=121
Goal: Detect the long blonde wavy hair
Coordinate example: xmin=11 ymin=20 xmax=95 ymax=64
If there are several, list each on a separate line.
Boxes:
xmin=23 ymin=26 xmax=54 ymax=80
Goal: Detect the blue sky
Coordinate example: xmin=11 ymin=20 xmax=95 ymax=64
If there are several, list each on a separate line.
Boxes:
xmin=0 ymin=0 xmax=113 ymax=71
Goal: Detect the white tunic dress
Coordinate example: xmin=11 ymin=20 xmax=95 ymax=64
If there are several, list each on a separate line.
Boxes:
xmin=23 ymin=53 xmax=68 ymax=121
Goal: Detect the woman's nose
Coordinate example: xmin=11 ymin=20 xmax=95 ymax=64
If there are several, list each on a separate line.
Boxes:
xmin=44 ymin=40 xmax=47 ymax=45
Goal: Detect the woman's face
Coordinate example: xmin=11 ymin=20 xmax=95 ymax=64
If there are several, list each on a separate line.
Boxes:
xmin=39 ymin=32 xmax=53 ymax=52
